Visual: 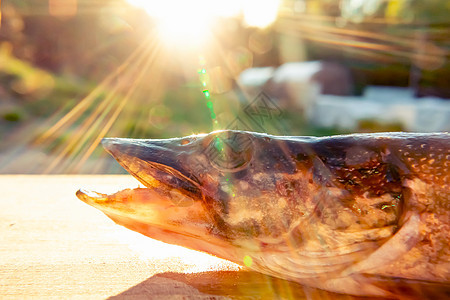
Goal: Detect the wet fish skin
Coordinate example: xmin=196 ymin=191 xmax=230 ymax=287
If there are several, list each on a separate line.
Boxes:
xmin=77 ymin=131 xmax=449 ymax=296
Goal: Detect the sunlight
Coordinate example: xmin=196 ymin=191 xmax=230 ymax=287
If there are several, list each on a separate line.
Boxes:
xmin=126 ymin=0 xmax=216 ymax=47
xmin=243 ymin=0 xmax=281 ymax=28
xmin=112 ymin=224 xmax=241 ymax=273
xmin=125 ymin=0 xmax=280 ymax=47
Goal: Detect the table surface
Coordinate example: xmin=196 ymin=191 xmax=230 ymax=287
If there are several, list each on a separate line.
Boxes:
xmin=0 ymin=175 xmax=446 ymax=299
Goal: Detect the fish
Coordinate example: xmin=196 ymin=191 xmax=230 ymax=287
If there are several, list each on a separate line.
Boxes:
xmin=76 ymin=130 xmax=450 ymax=297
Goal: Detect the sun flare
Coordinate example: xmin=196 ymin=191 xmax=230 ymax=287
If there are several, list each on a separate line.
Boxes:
xmin=125 ymin=0 xmax=280 ymax=47
xmin=242 ymin=0 xmax=281 ymax=28
xmin=126 ymin=0 xmax=216 ymax=47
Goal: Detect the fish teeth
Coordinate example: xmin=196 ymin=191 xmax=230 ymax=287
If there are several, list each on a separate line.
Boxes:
xmin=76 ymin=189 xmax=109 ymax=202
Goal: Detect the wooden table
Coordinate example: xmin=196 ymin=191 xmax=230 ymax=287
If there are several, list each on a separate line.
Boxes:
xmin=0 ymin=175 xmax=445 ymax=299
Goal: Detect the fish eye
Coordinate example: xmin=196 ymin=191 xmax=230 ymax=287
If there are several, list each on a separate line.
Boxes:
xmin=205 ymin=131 xmax=253 ymax=172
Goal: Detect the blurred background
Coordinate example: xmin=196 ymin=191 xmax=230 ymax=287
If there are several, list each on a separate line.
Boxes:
xmin=0 ymin=0 xmax=449 ymax=174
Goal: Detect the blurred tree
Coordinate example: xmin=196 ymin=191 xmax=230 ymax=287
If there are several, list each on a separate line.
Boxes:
xmin=1 ymin=0 xmax=142 ymax=79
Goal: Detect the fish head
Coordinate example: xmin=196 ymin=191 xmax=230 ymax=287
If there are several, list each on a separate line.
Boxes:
xmin=76 ymin=130 xmax=315 ymax=262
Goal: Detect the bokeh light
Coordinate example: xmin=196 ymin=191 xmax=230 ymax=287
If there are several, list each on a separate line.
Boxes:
xmin=48 ymin=0 xmax=77 ymax=18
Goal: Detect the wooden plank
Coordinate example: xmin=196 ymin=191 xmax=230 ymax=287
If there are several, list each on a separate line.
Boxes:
xmin=0 ymin=175 xmax=238 ymax=299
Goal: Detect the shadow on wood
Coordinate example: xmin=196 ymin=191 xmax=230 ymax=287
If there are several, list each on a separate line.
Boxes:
xmin=107 ymin=270 xmax=394 ymax=299
xmin=108 ymin=270 xmax=450 ymax=299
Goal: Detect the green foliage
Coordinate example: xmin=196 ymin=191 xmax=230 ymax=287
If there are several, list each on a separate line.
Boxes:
xmin=358 ymin=119 xmax=404 ymax=133
xmin=3 ymin=111 xmax=22 ymax=122
xmin=0 ymin=43 xmax=55 ymax=100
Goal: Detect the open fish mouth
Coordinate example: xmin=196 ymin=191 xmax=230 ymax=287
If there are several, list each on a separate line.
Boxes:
xmin=76 ymin=137 xmax=203 ymax=212
xmin=76 ymin=183 xmax=227 ymax=262
xmin=101 ymin=138 xmax=202 ymax=195
xmin=76 ymin=135 xmax=243 ymax=261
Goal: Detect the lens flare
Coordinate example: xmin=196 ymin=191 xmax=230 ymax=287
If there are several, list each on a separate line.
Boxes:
xmin=243 ymin=0 xmax=280 ymax=28
xmin=125 ymin=0 xmax=281 ymax=47
xmin=153 ymin=4 xmax=212 ymax=47
xmin=125 ymin=0 xmax=215 ymax=47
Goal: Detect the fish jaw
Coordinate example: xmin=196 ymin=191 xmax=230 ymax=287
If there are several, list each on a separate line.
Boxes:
xmin=76 ymin=133 xmax=265 ymax=264
xmin=76 ymin=187 xmax=244 ymax=263
xmin=101 ymin=137 xmax=202 ymax=196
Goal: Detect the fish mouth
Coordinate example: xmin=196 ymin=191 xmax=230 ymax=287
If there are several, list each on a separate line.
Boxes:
xmin=101 ymin=137 xmax=202 ymax=197
xmin=75 ymin=137 xmax=233 ymax=256
xmin=76 ymin=187 xmax=234 ymax=260
xmin=75 ymin=159 xmax=241 ymax=263
xmin=76 ymin=137 xmax=205 ymax=211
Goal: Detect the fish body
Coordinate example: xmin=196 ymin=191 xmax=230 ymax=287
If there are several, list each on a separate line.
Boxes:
xmin=76 ymin=131 xmax=450 ymax=296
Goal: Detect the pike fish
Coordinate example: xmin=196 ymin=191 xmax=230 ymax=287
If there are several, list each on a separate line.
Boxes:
xmin=76 ymin=131 xmax=449 ymax=296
